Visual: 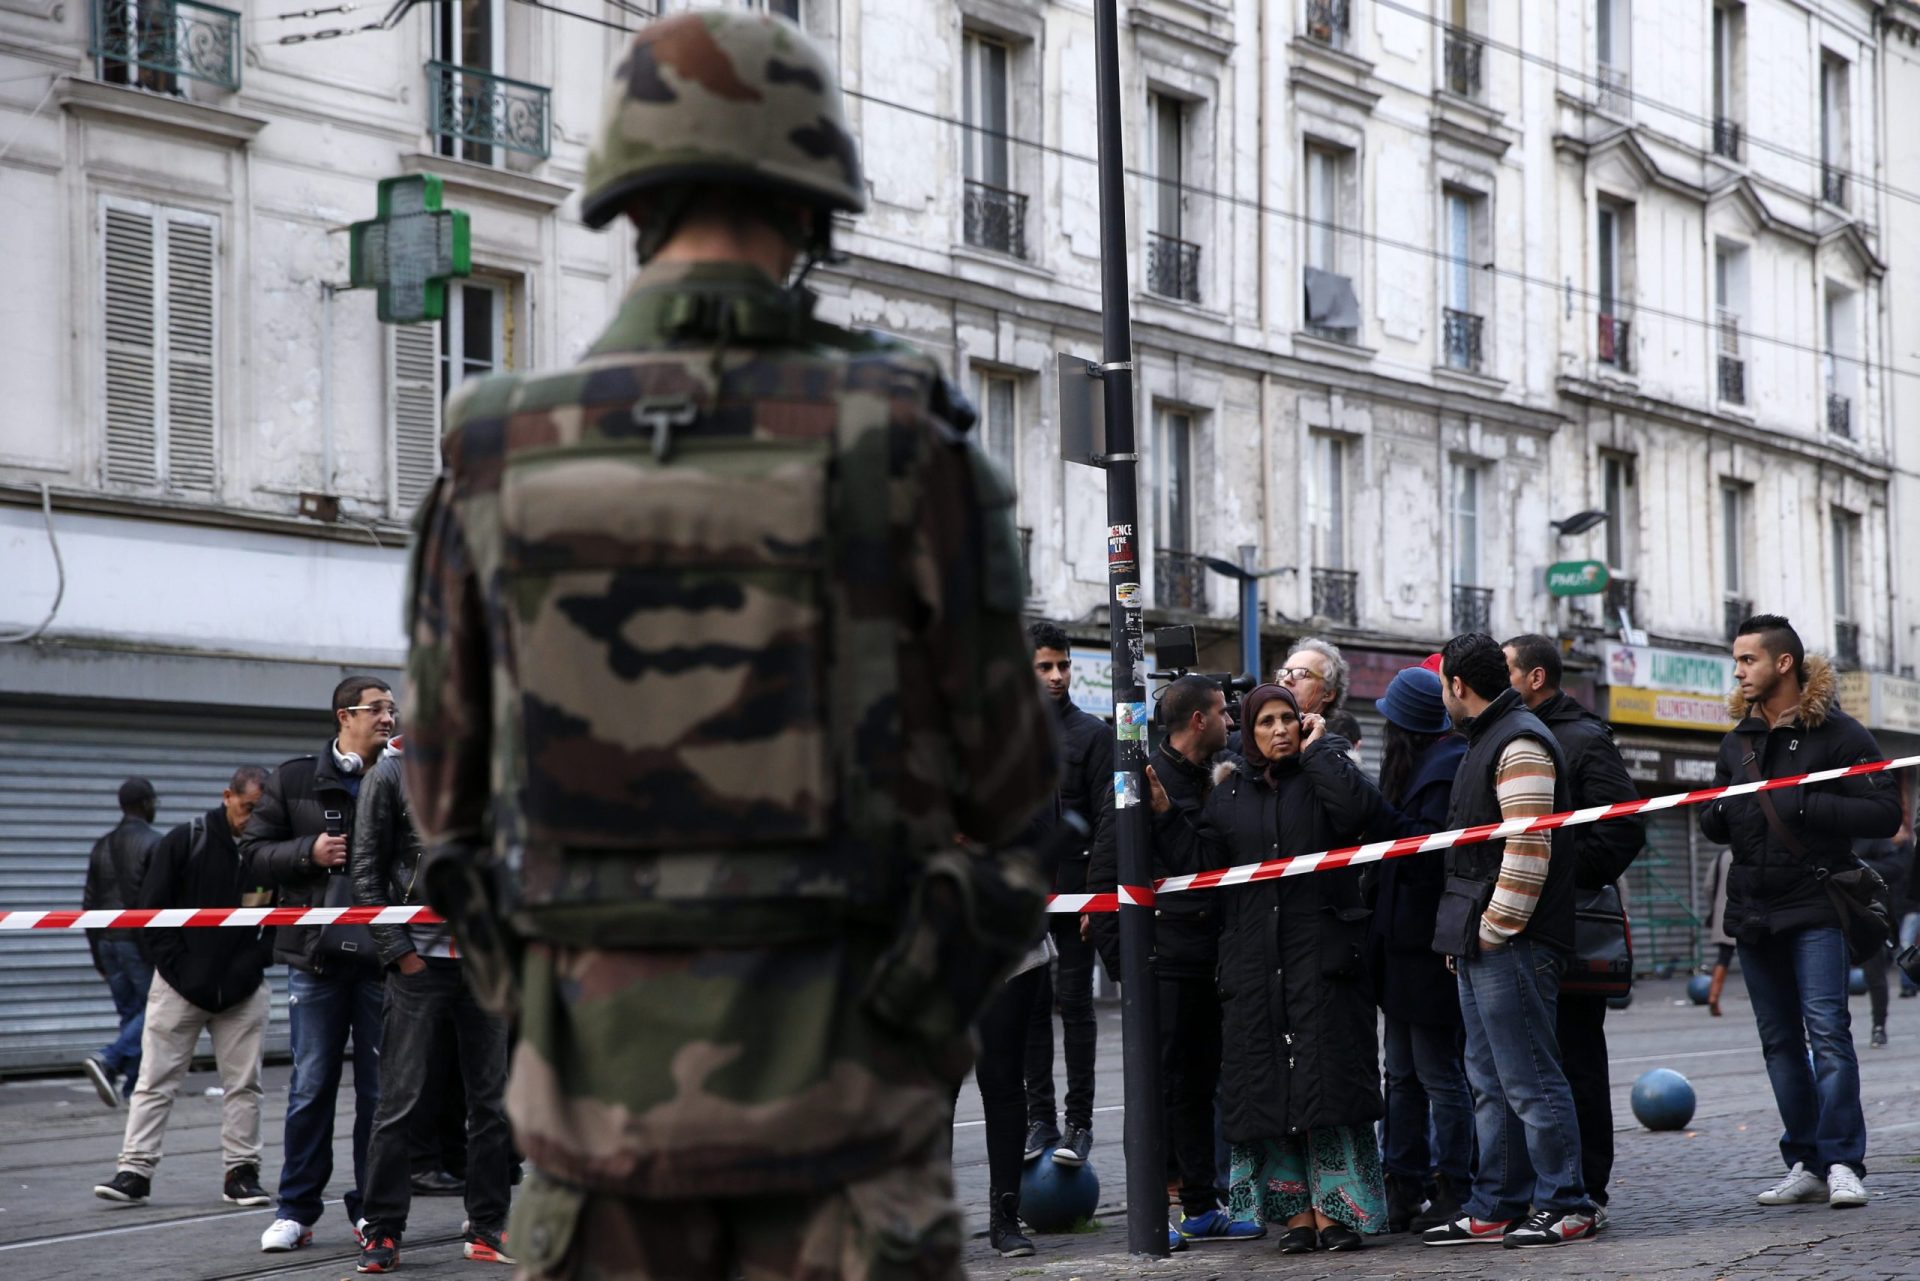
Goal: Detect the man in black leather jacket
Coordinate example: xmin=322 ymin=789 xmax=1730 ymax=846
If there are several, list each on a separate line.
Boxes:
xmin=80 ymin=777 xmax=162 ymax=1106
xmin=1506 ymin=635 xmax=1643 ymax=1228
xmin=351 ymin=751 xmax=514 ymax=1264
xmin=1022 ymin=621 xmax=1115 ymax=1169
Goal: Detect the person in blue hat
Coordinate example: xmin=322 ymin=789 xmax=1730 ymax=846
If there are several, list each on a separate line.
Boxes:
xmin=1365 ymin=667 xmax=1472 ymax=1235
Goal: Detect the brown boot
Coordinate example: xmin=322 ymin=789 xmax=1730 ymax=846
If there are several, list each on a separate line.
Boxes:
xmin=1707 ymin=964 xmax=1728 ymax=1017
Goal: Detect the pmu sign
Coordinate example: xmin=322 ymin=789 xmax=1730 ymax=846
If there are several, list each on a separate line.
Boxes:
xmin=1546 ymin=560 xmax=1610 ymax=596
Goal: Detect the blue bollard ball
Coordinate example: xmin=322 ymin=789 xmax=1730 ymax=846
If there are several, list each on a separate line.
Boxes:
xmin=1019 ymin=1150 xmax=1101 ymax=1232
xmin=1687 ymin=973 xmax=1713 ymax=1005
xmin=1630 ymin=1068 xmax=1697 ymax=1131
xmin=1849 ymin=966 xmax=1867 ymax=995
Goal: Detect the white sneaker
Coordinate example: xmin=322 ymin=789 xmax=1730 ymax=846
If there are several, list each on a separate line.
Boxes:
xmin=260 ymin=1218 xmax=312 ymax=1252
xmin=1826 ymin=1164 xmax=1867 ymax=1208
xmin=1756 ymin=1163 xmax=1827 ymax=1205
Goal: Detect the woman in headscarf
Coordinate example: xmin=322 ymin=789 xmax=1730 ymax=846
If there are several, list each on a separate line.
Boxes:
xmin=1148 ymin=683 xmax=1388 ymax=1252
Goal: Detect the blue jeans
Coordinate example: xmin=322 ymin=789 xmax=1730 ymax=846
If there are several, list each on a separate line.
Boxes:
xmin=277 ymin=966 xmax=386 ymax=1227
xmin=1738 ymin=926 xmax=1866 ymax=1176
xmin=1899 ymin=911 xmax=1919 ymax=995
xmin=1381 ymin=1015 xmax=1472 ymax=1183
xmin=1457 ymin=937 xmax=1587 ymax=1218
xmin=97 ymin=939 xmax=153 ymax=1089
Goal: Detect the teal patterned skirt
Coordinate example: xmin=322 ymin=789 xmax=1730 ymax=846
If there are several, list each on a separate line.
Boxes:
xmin=1225 ymin=1125 xmax=1388 ymax=1234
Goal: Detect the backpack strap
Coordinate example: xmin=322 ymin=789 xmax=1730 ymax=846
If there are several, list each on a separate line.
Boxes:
xmin=189 ymin=815 xmax=208 ymax=864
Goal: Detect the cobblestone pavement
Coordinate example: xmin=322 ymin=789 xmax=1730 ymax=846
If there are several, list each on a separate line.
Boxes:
xmin=1 ymin=975 xmax=1914 ymax=1278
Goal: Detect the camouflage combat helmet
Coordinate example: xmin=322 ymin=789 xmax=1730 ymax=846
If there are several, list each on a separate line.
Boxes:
xmin=580 ymin=9 xmax=867 ymax=231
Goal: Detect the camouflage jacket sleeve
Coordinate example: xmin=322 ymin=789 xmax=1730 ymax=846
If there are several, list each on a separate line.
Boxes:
xmin=403 ymin=468 xmax=493 ymax=854
xmin=914 ymin=429 xmax=1057 ymax=845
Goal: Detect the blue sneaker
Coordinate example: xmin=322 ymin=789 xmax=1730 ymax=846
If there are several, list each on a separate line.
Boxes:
xmin=1167 ymin=1227 xmax=1188 ymax=1252
xmin=1176 ymin=1208 xmax=1267 ymax=1242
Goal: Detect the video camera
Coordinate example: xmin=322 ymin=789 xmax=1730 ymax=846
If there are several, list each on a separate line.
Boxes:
xmin=1147 ymin=624 xmax=1258 ymax=726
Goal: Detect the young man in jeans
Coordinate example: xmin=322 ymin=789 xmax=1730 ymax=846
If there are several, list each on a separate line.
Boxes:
xmin=1701 ymin=615 xmax=1899 ymax=1209
xmin=1424 ymin=633 xmax=1594 ymax=1250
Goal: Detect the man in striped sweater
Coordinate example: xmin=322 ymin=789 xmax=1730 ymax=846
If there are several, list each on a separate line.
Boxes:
xmin=1422 ymin=633 xmax=1594 ymax=1250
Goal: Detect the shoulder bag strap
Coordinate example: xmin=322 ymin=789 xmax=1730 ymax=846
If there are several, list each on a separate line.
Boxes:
xmin=1739 ymin=744 xmax=1813 ymax=859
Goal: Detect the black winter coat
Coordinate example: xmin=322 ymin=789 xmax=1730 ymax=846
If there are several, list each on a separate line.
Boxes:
xmin=139 ymin=808 xmax=273 ymax=1012
xmin=1366 ymin=735 xmax=1466 ymax=1026
xmin=1050 ymin=695 xmax=1116 ymax=894
xmin=240 ymin=741 xmax=382 ymax=973
xmin=1533 ymin=691 xmax=1644 ymax=889
xmin=349 ymin=754 xmax=432 ymax=967
xmin=1089 ymin=740 xmax=1228 ymax=981
xmin=1699 ymin=657 xmax=1900 ymax=940
xmin=83 ymin=815 xmax=162 ymax=953
xmin=1160 ymin=737 xmax=1384 ymax=1141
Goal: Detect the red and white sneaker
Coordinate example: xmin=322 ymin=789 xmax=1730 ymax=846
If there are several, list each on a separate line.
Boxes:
xmin=1503 ymin=1207 xmax=1598 ymax=1248
xmin=1422 ymin=1214 xmax=1516 ymax=1246
xmin=464 ymin=1225 xmax=515 ymax=1265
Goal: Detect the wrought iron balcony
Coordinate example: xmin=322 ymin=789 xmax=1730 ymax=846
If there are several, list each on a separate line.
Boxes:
xmin=427 ymin=61 xmax=551 ymax=160
xmin=1822 ymin=164 xmax=1848 ymax=207
xmin=1312 ymin=568 xmax=1359 ymax=627
xmin=1306 ymin=0 xmax=1350 ymax=46
xmin=1451 ymin=584 xmax=1493 ymax=635
xmin=1605 ymin=576 xmax=1637 ymax=626
xmin=1444 ymin=29 xmax=1484 ymax=98
xmin=1155 ymin=548 xmax=1209 ymax=614
xmin=1596 ymin=64 xmax=1632 ymax=115
xmin=1724 ymin=596 xmax=1751 ymax=644
xmin=1598 ymin=313 xmax=1631 ymax=371
xmin=1147 ymin=232 xmax=1201 ymax=303
xmin=1835 ymin=621 xmax=1861 ymax=669
xmin=1443 ymin=308 xmax=1484 ymax=372
xmin=1827 ymin=391 xmax=1852 ymax=439
xmin=1717 ymin=355 xmax=1745 ymax=405
xmin=93 ymin=0 xmax=240 ymax=93
xmin=1713 ymin=117 xmax=1743 ymax=161
xmin=964 ymin=179 xmax=1028 ymax=259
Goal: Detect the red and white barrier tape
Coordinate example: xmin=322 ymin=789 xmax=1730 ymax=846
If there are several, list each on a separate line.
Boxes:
xmin=4 ymin=755 xmax=1911 ymax=930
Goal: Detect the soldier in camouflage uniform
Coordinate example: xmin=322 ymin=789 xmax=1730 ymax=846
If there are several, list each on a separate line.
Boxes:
xmin=403 ymin=10 xmax=1058 ymax=1279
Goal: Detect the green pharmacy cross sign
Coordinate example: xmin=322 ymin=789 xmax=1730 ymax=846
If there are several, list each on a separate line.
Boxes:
xmin=1547 ymin=560 xmax=1611 ymax=597
xmin=349 ymin=175 xmax=471 ymax=324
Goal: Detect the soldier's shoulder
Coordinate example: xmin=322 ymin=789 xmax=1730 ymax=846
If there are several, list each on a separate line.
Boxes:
xmin=443 ymin=370 xmax=530 ymax=440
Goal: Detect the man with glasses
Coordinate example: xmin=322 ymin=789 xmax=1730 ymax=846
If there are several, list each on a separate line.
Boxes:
xmin=244 ymin=676 xmax=397 ymax=1255
xmin=1276 ymin=638 xmax=1349 ymax=718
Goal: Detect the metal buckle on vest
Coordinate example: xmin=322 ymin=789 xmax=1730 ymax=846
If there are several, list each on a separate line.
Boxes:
xmin=632 ymin=396 xmax=699 ymax=463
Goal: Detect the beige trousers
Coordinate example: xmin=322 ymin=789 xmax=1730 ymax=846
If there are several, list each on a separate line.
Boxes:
xmin=117 ymin=971 xmax=269 ymax=1178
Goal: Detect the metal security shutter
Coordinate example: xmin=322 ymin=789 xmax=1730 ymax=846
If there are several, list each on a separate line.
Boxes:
xmin=0 ymin=702 xmax=323 ymax=1073
xmin=391 ymin=320 xmax=442 ymax=520
xmin=1621 ymin=809 xmax=1704 ymax=975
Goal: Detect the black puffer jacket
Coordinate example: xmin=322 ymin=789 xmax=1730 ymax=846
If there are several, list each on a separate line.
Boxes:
xmin=83 ymin=815 xmax=162 ymax=951
xmin=139 ymin=808 xmax=273 ymax=1012
xmin=349 ymin=754 xmax=431 ymax=967
xmin=1089 ymin=740 xmax=1228 ymax=980
xmin=1699 ymin=657 xmax=1900 ymax=940
xmin=1533 ymin=691 xmax=1645 ymax=889
xmin=1366 ymin=734 xmax=1466 ymax=1026
xmin=1160 ymin=737 xmax=1384 ymax=1141
xmin=240 ymin=741 xmax=382 ymax=973
xmin=1050 ymin=694 xmax=1116 ymax=895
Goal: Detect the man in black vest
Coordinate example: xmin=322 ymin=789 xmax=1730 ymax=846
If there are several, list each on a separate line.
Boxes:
xmin=81 ymin=777 xmax=163 ymax=1106
xmin=1504 ymin=634 xmax=1643 ymax=1230
xmin=1422 ymin=634 xmax=1594 ymax=1250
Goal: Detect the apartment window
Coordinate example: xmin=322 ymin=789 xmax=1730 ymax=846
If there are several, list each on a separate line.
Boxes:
xmin=972 ymin=369 xmax=1018 ymax=484
xmin=1304 ymin=144 xmax=1360 ymax=340
xmin=745 ymin=0 xmax=801 ymax=18
xmin=440 ymin=279 xmax=507 ymax=397
xmin=390 ymin=278 xmax=508 ymax=515
xmin=1824 ymin=283 xmax=1856 ymax=439
xmin=1145 ymin=92 xmax=1200 ymax=302
xmin=1306 ymin=0 xmax=1350 ymax=49
xmin=1444 ymin=0 xmax=1484 ymax=99
xmin=1450 ymin=461 xmax=1482 ymax=587
xmin=434 ymin=0 xmax=503 ymax=165
xmin=1821 ymin=55 xmax=1849 ymax=207
xmin=101 ymin=200 xmax=218 ymax=493
xmin=1712 ymin=3 xmax=1743 ymax=159
xmin=1721 ymin=480 xmax=1752 ymax=638
xmin=962 ymin=31 xmax=1025 ymax=257
xmin=1597 ymin=202 xmax=1632 ymax=369
xmin=1442 ymin=190 xmax=1484 ymax=371
xmin=1151 ymin=407 xmax=1194 ymax=553
xmin=1715 ymin=241 xmax=1747 ymax=404
xmin=1601 ymin=454 xmax=1637 ymax=575
xmin=1307 ymin=433 xmax=1348 ymax=570
xmin=1596 ymin=0 xmax=1631 ymax=113
xmin=1832 ymin=507 xmax=1861 ymax=666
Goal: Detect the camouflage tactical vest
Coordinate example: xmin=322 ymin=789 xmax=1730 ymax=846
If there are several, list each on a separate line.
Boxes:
xmin=436 ymin=266 xmax=994 ymax=949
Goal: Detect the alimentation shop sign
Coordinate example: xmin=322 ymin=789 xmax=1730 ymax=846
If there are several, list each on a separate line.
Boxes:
xmin=1600 ymin=642 xmax=1734 ymax=732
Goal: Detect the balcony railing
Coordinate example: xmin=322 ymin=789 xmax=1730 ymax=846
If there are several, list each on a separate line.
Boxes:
xmin=1605 ymin=576 xmax=1637 ymax=626
xmin=1713 ymin=117 xmax=1743 ymax=161
xmin=1835 ymin=621 xmax=1861 ymax=669
xmin=1451 ymin=584 xmax=1493 ymax=635
xmin=1312 ymin=567 xmax=1359 ymax=627
xmin=1147 ymin=231 xmax=1201 ymax=303
xmin=1306 ymin=0 xmax=1350 ymax=47
xmin=964 ymin=179 xmax=1028 ymax=259
xmin=427 ymin=61 xmax=551 ymax=160
xmin=1155 ymin=548 xmax=1209 ymax=614
xmin=1598 ymin=313 xmax=1631 ymax=371
xmin=1822 ymin=164 xmax=1848 ymax=207
xmin=1827 ymin=391 xmax=1852 ymax=439
xmin=1597 ymin=64 xmax=1632 ymax=115
xmin=1444 ymin=28 xmax=1484 ymax=98
xmin=93 ymin=0 xmax=240 ymax=93
xmin=1717 ymin=355 xmax=1746 ymax=405
xmin=1724 ymin=596 xmax=1751 ymax=644
xmin=1443 ymin=308 xmax=1484 ymax=372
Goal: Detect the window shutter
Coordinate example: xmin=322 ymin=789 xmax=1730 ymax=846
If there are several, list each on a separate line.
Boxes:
xmin=103 ymin=207 xmax=158 ymax=487
xmin=164 ymin=218 xmax=217 ymax=490
xmin=390 ymin=321 xmax=442 ymax=519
